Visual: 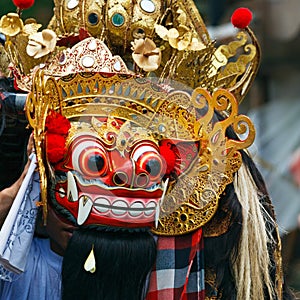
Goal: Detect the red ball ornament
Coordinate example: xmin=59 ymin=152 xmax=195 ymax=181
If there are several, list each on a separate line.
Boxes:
xmin=231 ymin=7 xmax=253 ymax=29
xmin=12 ymin=0 xmax=35 ymax=10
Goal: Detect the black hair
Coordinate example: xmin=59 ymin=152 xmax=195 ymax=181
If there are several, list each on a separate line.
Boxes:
xmin=62 ymin=228 xmax=157 ymax=300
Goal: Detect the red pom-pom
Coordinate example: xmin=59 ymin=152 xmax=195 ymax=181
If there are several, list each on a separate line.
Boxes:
xmin=46 ymin=133 xmax=67 ymax=164
xmin=45 ymin=111 xmax=70 ymax=164
xmin=231 ymin=7 xmax=253 ymax=29
xmin=12 ymin=0 xmax=34 ymax=10
xmin=159 ymin=144 xmax=176 ymax=175
xmin=45 ymin=110 xmax=71 ymax=135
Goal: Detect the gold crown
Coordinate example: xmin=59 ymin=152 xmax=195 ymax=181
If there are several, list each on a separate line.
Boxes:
xmin=0 ymin=0 xmax=260 ymax=105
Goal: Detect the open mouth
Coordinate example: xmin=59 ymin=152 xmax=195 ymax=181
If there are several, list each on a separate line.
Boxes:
xmin=55 ymin=171 xmax=169 ymax=226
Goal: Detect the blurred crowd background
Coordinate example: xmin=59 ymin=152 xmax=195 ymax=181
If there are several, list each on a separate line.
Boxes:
xmin=0 ymin=0 xmax=299 ymax=297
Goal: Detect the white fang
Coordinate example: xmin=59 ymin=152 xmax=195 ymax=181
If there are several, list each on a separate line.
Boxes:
xmin=155 ymin=178 xmax=169 ymax=228
xmin=77 ymin=196 xmax=93 ymax=225
xmin=67 ymin=171 xmax=78 ymax=202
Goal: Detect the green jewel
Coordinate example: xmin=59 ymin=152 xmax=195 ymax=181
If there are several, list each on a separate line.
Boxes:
xmin=111 ymin=13 xmax=125 ymax=27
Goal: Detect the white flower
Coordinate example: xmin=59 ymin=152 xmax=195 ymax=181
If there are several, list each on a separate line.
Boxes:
xmin=131 ymin=38 xmax=161 ymax=72
xmin=26 ymin=29 xmax=57 ymax=59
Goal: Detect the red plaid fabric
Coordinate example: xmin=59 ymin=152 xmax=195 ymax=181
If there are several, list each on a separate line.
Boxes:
xmin=146 ymin=228 xmax=205 ymax=300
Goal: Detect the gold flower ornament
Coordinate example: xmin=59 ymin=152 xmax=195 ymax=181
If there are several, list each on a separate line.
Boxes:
xmin=155 ymin=24 xmax=205 ymax=51
xmin=131 ymin=38 xmax=162 ymax=72
xmin=0 ymin=13 xmax=24 ymax=37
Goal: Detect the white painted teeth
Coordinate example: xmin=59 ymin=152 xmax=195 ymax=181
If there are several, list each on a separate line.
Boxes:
xmin=67 ymin=171 xmax=78 ymax=202
xmin=65 ymin=170 xmax=163 ymax=224
xmin=145 ymin=202 xmax=156 ymax=216
xmin=155 ymin=178 xmax=169 ymax=228
xmin=94 ymin=198 xmax=110 ymax=213
xmin=94 ymin=198 xmax=157 ymax=217
xmin=112 ymin=200 xmax=128 ymax=216
xmin=77 ymin=196 xmax=93 ymax=225
xmin=129 ymin=202 xmax=144 ymax=217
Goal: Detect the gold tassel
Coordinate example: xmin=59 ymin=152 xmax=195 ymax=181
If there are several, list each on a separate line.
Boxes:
xmin=84 ymin=245 xmax=96 ymax=273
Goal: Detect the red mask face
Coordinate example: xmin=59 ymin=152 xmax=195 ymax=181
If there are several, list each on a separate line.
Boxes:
xmin=49 ymin=117 xmax=199 ymax=228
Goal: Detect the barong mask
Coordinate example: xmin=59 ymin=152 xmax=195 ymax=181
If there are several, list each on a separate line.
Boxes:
xmin=1 ymin=0 xmax=258 ymax=235
xmin=26 ymin=43 xmax=256 ymax=235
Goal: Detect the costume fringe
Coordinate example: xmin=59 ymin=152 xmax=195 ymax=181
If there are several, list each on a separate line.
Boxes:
xmin=233 ymin=162 xmax=277 ymax=300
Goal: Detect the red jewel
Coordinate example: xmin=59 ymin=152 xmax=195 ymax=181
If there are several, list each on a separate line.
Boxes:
xmin=231 ymin=7 xmax=253 ymax=29
xmin=12 ymin=0 xmax=35 ymax=10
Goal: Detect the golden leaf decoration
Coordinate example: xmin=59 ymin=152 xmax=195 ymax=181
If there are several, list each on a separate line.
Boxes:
xmin=23 ymin=22 xmax=42 ymax=35
xmin=154 ymin=24 xmax=169 ymax=41
xmin=176 ymin=8 xmax=187 ymax=24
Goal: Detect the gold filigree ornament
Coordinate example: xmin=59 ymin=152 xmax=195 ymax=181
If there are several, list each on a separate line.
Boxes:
xmin=26 ymin=39 xmax=255 ymax=234
xmin=44 ymin=38 xmax=130 ymax=77
xmin=0 ymin=44 xmax=10 ymax=76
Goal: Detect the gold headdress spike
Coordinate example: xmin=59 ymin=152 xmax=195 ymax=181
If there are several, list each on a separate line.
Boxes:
xmin=0 ymin=0 xmax=260 ymax=106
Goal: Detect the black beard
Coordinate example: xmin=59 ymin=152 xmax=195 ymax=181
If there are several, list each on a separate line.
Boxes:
xmin=62 ymin=228 xmax=157 ymax=300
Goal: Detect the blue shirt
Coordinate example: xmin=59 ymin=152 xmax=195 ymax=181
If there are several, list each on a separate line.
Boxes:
xmin=0 ymin=237 xmax=63 ymax=300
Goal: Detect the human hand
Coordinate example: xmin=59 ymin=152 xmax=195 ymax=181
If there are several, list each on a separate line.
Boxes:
xmin=27 ymin=132 xmax=35 ymax=157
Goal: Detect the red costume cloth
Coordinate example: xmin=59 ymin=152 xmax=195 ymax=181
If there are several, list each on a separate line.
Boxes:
xmin=147 ymin=228 xmax=205 ymax=300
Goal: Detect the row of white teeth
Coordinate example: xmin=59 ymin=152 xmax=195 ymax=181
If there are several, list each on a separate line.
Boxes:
xmin=57 ymin=172 xmax=169 ymax=227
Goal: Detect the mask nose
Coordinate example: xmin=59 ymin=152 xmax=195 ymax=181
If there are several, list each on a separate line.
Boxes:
xmin=111 ymin=156 xmax=166 ymax=189
xmin=110 ymin=159 xmax=134 ymax=187
xmin=132 ymin=151 xmax=167 ymax=188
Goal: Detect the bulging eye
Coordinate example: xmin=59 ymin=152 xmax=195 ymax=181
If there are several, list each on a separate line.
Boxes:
xmin=132 ymin=144 xmax=166 ymax=181
xmin=72 ymin=140 xmax=108 ymax=178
